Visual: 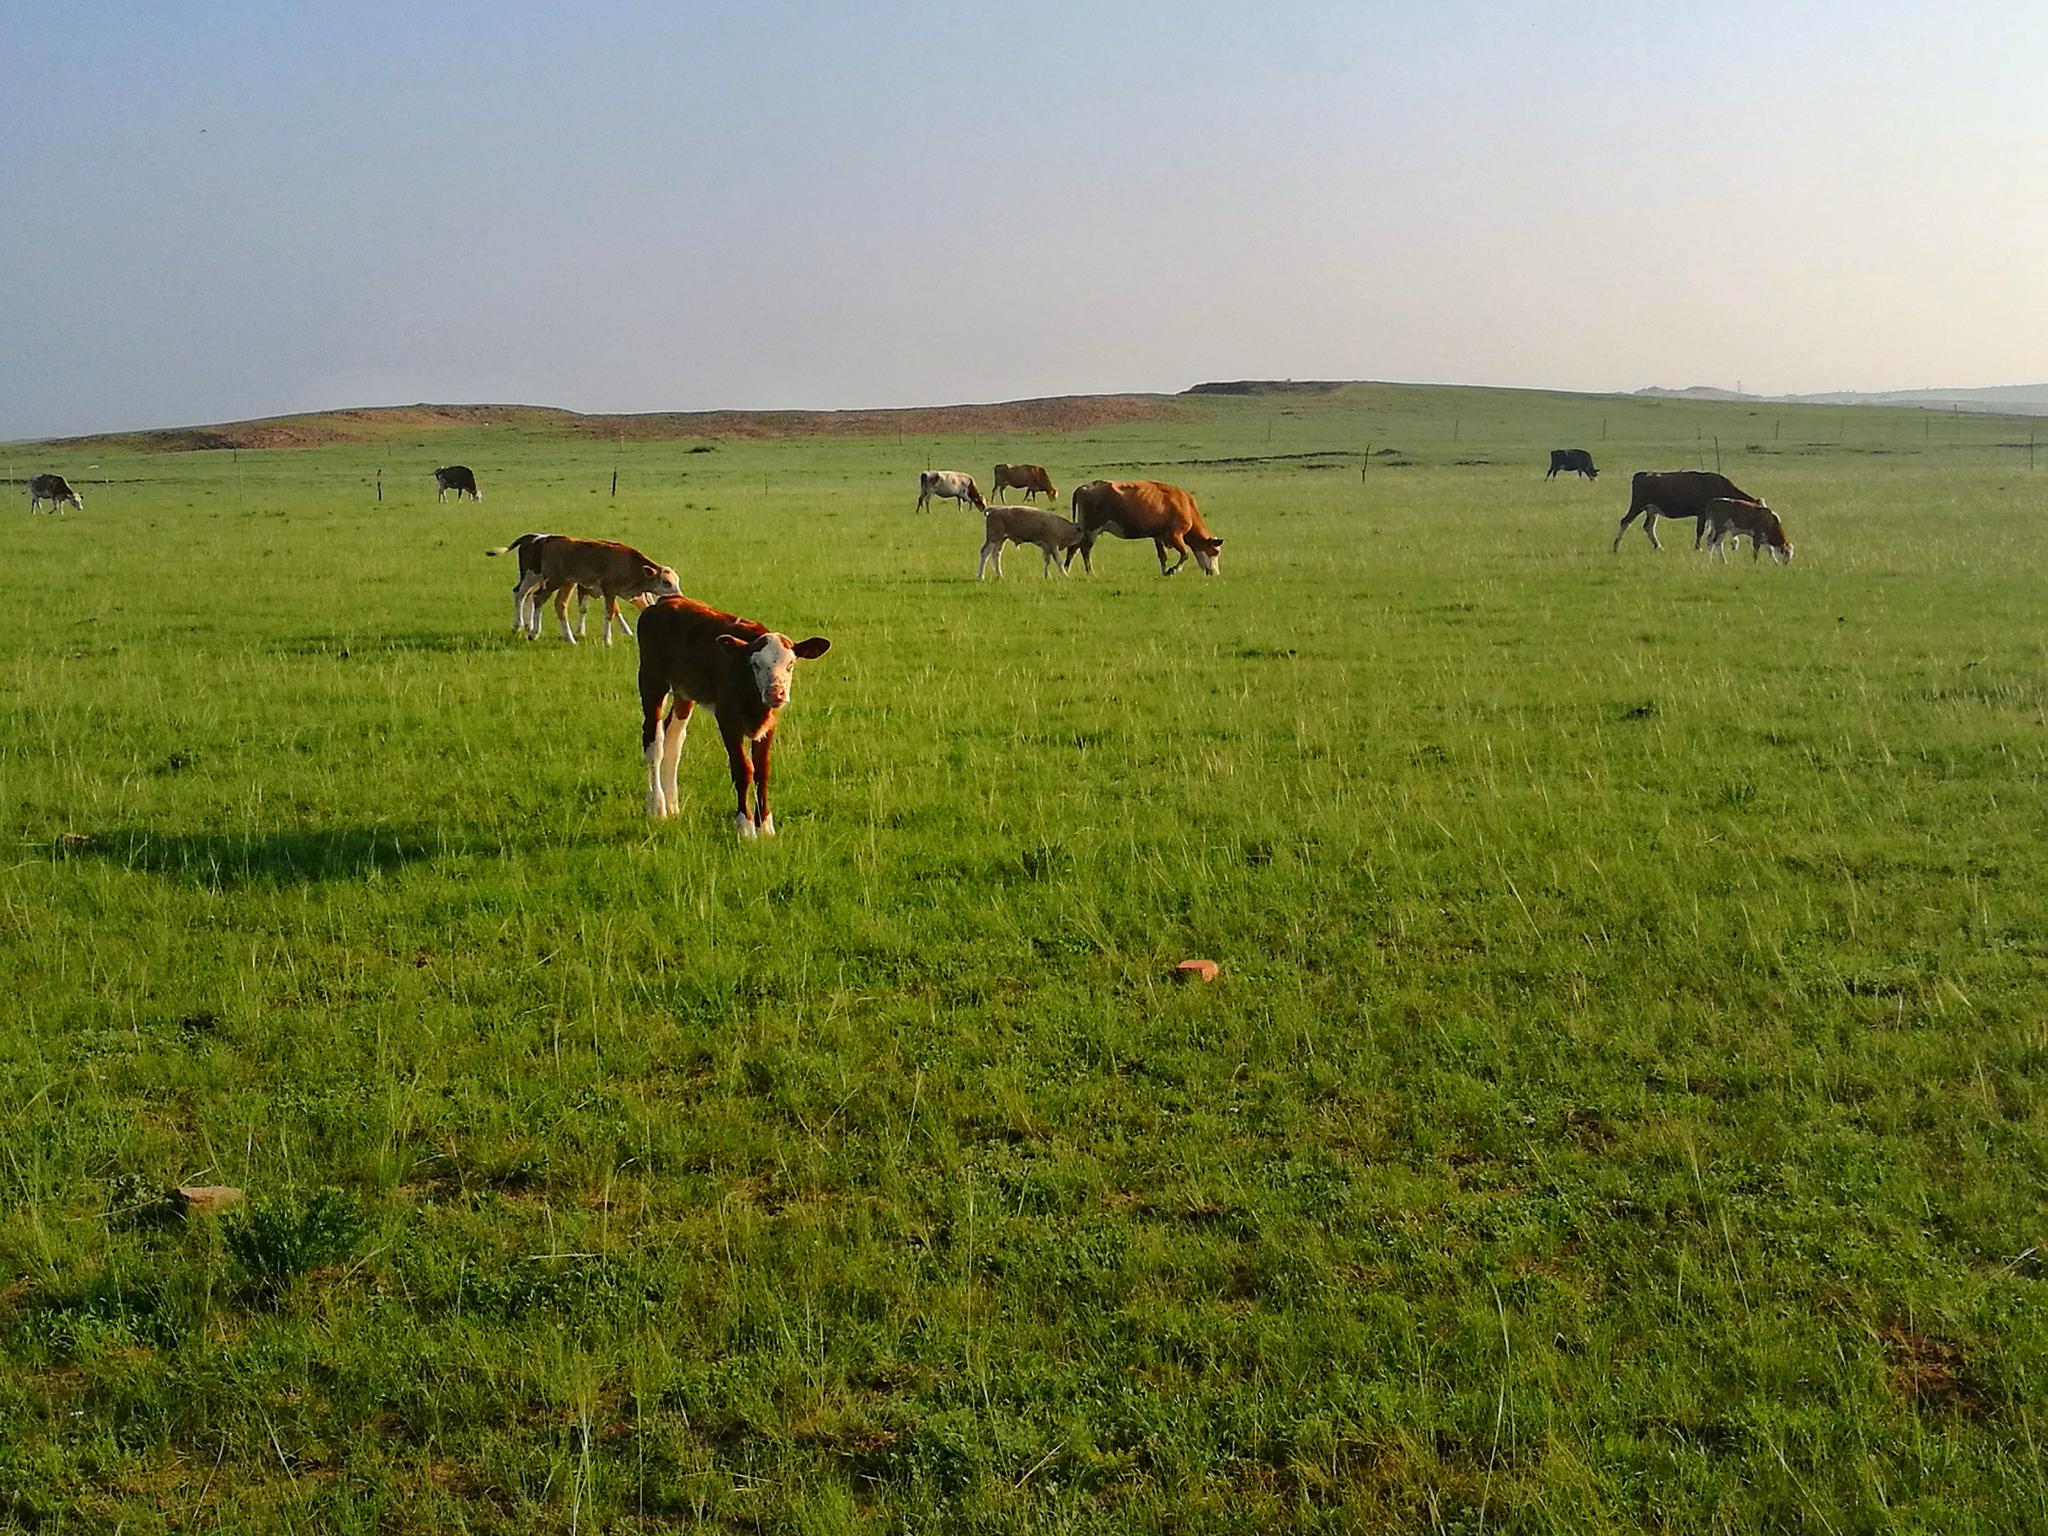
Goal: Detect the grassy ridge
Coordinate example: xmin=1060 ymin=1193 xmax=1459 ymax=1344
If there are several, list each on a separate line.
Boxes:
xmin=3 ymin=384 xmax=2045 ymax=1531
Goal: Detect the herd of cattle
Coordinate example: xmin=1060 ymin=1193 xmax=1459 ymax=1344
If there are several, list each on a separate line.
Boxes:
xmin=16 ymin=452 xmax=1790 ymax=836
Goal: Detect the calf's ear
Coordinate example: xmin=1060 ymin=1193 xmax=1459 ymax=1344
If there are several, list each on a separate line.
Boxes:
xmin=715 ymin=634 xmax=751 ymax=651
xmin=792 ymin=637 xmax=832 ymax=660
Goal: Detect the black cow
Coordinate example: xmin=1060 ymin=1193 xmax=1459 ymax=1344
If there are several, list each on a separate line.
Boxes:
xmin=1612 ymin=470 xmax=1764 ymax=553
xmin=28 ymin=474 xmax=83 ymax=513
xmin=433 ymin=465 xmax=482 ymax=503
xmin=1546 ymin=448 xmax=1598 ymax=480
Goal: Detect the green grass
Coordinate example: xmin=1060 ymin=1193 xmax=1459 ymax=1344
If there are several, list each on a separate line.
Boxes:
xmin=3 ymin=383 xmax=2045 ymax=1532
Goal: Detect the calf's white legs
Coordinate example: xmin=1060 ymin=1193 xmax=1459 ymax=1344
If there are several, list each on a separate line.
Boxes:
xmin=644 ymin=720 xmax=668 ymax=817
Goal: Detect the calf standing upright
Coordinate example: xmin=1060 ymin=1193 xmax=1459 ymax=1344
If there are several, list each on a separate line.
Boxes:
xmin=637 ymin=597 xmax=832 ymax=838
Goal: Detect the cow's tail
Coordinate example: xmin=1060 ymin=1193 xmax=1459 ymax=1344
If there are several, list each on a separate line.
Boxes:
xmin=483 ymin=532 xmax=544 ymax=558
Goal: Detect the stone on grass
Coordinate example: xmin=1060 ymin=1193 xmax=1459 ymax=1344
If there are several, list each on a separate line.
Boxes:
xmin=1174 ymin=959 xmax=1220 ymax=983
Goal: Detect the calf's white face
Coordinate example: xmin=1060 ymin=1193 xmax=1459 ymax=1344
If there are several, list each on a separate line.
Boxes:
xmin=752 ymin=634 xmax=799 ymax=709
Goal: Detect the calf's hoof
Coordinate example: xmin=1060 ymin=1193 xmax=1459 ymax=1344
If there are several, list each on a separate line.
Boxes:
xmin=757 ymin=814 xmax=776 ymax=838
xmin=734 ymin=814 xmax=757 ymax=841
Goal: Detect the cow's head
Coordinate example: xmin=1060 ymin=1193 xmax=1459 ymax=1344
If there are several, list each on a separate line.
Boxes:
xmin=640 ymin=563 xmax=683 ymax=598
xmin=1190 ymin=534 xmax=1224 ymax=575
xmin=1760 ymin=511 xmax=1793 ymax=563
xmin=717 ymin=632 xmax=832 ymax=710
xmin=1584 ymin=466 xmax=1599 ymax=479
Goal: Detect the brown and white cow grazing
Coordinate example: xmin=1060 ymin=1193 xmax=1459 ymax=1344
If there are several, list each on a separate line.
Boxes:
xmin=434 ymin=465 xmax=482 ymax=502
xmin=484 ymin=532 xmax=648 ymax=641
xmin=637 ymin=597 xmax=832 ymax=838
xmin=992 ymin=463 xmax=1057 ymax=502
xmin=483 ymin=534 xmax=679 ymax=643
xmin=1066 ymin=479 xmax=1224 ymax=576
xmin=28 ymin=474 xmax=83 ymax=513
xmin=1701 ymin=497 xmax=1794 ymax=564
xmin=978 ymin=505 xmax=1083 ymax=579
xmin=1611 ymin=470 xmax=1761 ymax=553
xmin=916 ymin=470 xmax=985 ymax=513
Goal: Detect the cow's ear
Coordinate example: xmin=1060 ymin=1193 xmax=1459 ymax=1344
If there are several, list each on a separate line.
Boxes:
xmin=792 ymin=637 xmax=831 ymax=660
xmin=715 ymin=634 xmax=750 ymax=651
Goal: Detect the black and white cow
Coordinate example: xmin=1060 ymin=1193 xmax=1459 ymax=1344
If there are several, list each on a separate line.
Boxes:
xmin=433 ymin=466 xmax=482 ymax=502
xmin=1546 ymin=449 xmax=1598 ymax=480
xmin=28 ymin=474 xmax=83 ymax=513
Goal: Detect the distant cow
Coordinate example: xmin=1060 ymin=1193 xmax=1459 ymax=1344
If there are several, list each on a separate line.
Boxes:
xmin=1066 ymin=479 xmax=1224 ymax=576
xmin=434 ymin=466 xmax=482 ymax=502
xmin=28 ymin=474 xmax=83 ymax=513
xmin=637 ymin=596 xmax=832 ymax=838
xmin=992 ymin=463 xmax=1057 ymax=502
xmin=483 ymin=532 xmax=648 ymax=642
xmin=483 ymin=534 xmax=680 ymax=643
xmin=1611 ymin=470 xmax=1763 ymax=553
xmin=1702 ymin=498 xmax=1794 ymax=564
xmin=1546 ymin=449 xmax=1598 ymax=480
xmin=978 ymin=505 xmax=1084 ymax=579
xmin=916 ymin=470 xmax=985 ymax=513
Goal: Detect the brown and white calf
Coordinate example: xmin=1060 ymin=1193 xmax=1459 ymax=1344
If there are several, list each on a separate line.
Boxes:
xmin=484 ymin=533 xmax=649 ymax=640
xmin=978 ymin=504 xmax=1083 ymax=578
xmin=483 ymin=534 xmax=680 ymax=643
xmin=1066 ymin=479 xmax=1224 ymax=575
xmin=636 ymin=597 xmax=831 ymax=838
xmin=1612 ymin=470 xmax=1760 ymax=553
xmin=1701 ymin=497 xmax=1794 ymax=563
xmin=28 ymin=474 xmax=83 ymax=513
xmin=916 ymin=470 xmax=985 ymax=513
xmin=992 ymin=463 xmax=1057 ymax=502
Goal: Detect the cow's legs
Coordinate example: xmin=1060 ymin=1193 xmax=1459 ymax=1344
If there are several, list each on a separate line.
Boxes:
xmin=722 ymin=724 xmax=756 ymax=839
xmin=553 ymin=585 xmax=578 ymax=644
xmin=659 ymin=699 xmax=691 ymax=814
xmin=751 ymin=733 xmax=774 ymax=836
xmin=1159 ymin=536 xmax=1189 ymax=576
xmin=515 ymin=576 xmax=544 ymax=635
xmin=642 ymin=686 xmax=671 ymax=817
xmin=978 ymin=539 xmax=1002 ymax=579
xmin=1611 ymin=505 xmax=1646 ymax=553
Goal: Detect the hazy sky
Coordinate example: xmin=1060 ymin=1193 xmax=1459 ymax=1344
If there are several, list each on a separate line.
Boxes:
xmin=7 ymin=1 xmax=2045 ymax=439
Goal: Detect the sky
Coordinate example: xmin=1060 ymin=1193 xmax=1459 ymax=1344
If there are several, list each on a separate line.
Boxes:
xmin=6 ymin=0 xmax=2045 ymax=439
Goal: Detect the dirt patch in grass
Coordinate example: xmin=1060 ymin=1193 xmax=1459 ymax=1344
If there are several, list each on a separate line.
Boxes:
xmin=1881 ymin=1318 xmax=1988 ymax=1417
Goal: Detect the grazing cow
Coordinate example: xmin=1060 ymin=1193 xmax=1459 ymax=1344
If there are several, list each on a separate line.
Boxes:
xmin=28 ymin=474 xmax=83 ymax=514
xmin=1701 ymin=497 xmax=1794 ymax=564
xmin=1546 ymin=448 xmax=1599 ymax=480
xmin=916 ymin=470 xmax=985 ymax=513
xmin=992 ymin=463 xmax=1057 ymax=502
xmin=434 ymin=465 xmax=482 ymax=502
xmin=1066 ymin=479 xmax=1224 ymax=576
xmin=978 ymin=505 xmax=1084 ymax=579
xmin=1611 ymin=470 xmax=1762 ymax=553
xmin=637 ymin=597 xmax=831 ymax=838
xmin=483 ymin=532 xmax=647 ymax=641
xmin=483 ymin=534 xmax=680 ymax=643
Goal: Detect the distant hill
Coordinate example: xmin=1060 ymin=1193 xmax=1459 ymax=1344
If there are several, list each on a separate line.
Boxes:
xmin=1636 ymin=382 xmax=2048 ymax=416
xmin=28 ymin=394 xmax=1186 ymax=453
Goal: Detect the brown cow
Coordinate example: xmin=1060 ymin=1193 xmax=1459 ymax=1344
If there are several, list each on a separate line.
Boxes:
xmin=1611 ymin=470 xmax=1763 ymax=553
xmin=483 ymin=534 xmax=680 ymax=643
xmin=1701 ymin=497 xmax=1794 ymax=564
xmin=637 ymin=597 xmax=831 ymax=838
xmin=992 ymin=463 xmax=1057 ymax=502
xmin=1066 ymin=479 xmax=1224 ymax=576
xmin=484 ymin=532 xmax=649 ymax=641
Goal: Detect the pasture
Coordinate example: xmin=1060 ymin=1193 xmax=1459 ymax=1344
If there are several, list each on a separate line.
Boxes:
xmin=4 ymin=383 xmax=2044 ymax=1532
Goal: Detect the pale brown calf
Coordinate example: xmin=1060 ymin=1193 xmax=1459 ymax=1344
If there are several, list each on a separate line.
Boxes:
xmin=978 ymin=505 xmax=1083 ymax=579
xmin=1701 ymin=497 xmax=1794 ymax=563
xmin=483 ymin=534 xmax=680 ymax=644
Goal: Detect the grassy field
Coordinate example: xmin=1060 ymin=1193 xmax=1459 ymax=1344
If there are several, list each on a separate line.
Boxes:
xmin=3 ymin=382 xmax=2044 ymax=1532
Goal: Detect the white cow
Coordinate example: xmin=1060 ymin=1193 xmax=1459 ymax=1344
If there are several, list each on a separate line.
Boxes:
xmin=916 ymin=470 xmax=985 ymax=513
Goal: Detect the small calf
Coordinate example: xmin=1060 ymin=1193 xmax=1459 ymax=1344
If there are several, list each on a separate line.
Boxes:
xmin=1701 ymin=497 xmax=1794 ymax=564
xmin=484 ymin=532 xmax=643 ymax=641
xmin=484 ymin=534 xmax=680 ymax=643
xmin=978 ymin=504 xmax=1083 ymax=579
xmin=637 ymin=597 xmax=831 ymax=838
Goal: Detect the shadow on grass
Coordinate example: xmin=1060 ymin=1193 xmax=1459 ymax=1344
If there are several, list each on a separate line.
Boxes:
xmin=66 ymin=826 xmax=459 ymax=888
